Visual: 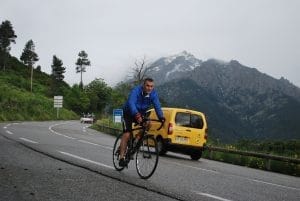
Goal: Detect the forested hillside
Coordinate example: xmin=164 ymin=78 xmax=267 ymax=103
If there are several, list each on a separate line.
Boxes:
xmin=0 ymin=56 xmax=77 ymax=120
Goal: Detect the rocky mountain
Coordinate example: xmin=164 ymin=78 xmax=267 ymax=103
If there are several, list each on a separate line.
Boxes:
xmin=147 ymin=51 xmax=300 ymax=142
xmin=147 ymin=51 xmax=202 ymax=85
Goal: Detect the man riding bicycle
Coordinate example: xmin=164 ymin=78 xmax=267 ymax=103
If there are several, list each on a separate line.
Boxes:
xmin=119 ymin=77 xmax=165 ymax=167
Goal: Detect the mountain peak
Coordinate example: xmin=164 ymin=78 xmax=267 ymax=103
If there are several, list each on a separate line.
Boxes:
xmin=177 ymin=50 xmax=195 ymax=58
xmin=172 ymin=50 xmax=197 ymax=61
xmin=160 ymin=51 xmax=196 ymax=64
xmin=147 ymin=51 xmax=202 ymax=85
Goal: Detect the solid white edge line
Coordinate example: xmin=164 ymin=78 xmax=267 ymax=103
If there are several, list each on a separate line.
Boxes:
xmin=58 ymin=151 xmax=114 ymax=169
xmin=78 ymin=139 xmax=113 ymax=150
xmin=249 ymin=179 xmax=300 ymax=191
xmin=168 ymin=160 xmax=219 ymax=174
xmin=195 ymin=192 xmax=233 ymax=201
xmin=19 ymin=137 xmax=38 ymax=144
xmin=6 ymin=130 xmax=13 ymax=135
xmin=78 ymin=139 xmax=99 ymax=146
xmin=228 ymin=173 xmax=300 ymax=191
xmin=48 ymin=124 xmax=77 ymax=140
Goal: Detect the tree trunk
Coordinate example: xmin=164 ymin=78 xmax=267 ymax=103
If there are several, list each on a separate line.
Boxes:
xmin=30 ymin=65 xmax=33 ymax=92
xmin=80 ymin=65 xmax=83 ymax=89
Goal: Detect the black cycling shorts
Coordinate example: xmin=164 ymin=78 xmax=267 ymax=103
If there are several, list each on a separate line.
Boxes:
xmin=123 ymin=112 xmax=135 ymax=132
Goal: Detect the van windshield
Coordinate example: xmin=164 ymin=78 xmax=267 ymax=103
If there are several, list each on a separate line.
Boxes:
xmin=175 ymin=112 xmax=203 ymax=129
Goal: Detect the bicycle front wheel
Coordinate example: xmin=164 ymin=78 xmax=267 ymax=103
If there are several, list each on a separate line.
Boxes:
xmin=135 ymin=135 xmax=159 ymax=179
xmin=112 ymin=133 xmax=125 ymax=171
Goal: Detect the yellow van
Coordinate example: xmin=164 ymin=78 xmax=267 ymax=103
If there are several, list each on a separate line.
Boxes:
xmin=143 ymin=107 xmax=208 ymax=160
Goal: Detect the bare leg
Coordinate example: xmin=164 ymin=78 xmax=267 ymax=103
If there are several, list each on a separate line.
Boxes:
xmin=119 ymin=132 xmax=130 ymax=159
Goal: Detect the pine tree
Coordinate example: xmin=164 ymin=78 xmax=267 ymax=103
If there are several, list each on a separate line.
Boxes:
xmin=20 ymin=39 xmax=39 ymax=92
xmin=75 ymin=50 xmax=91 ymax=89
xmin=0 ymin=20 xmax=17 ymax=70
xmin=50 ymin=55 xmax=66 ymax=96
xmin=51 ymin=55 xmax=66 ymax=81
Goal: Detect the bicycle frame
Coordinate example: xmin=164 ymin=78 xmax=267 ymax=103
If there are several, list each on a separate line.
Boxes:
xmin=126 ymin=118 xmax=164 ymax=158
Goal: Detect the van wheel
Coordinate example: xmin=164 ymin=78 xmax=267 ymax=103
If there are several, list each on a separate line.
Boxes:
xmin=157 ymin=137 xmax=167 ymax=155
xmin=190 ymin=150 xmax=202 ymax=160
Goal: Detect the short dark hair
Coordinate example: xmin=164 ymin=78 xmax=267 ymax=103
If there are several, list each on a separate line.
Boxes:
xmin=144 ymin=77 xmax=154 ymax=84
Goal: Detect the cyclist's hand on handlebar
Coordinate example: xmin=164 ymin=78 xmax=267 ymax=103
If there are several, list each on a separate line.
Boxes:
xmin=159 ymin=117 xmax=165 ymax=123
xmin=156 ymin=117 xmax=165 ymax=131
xmin=135 ymin=113 xmax=143 ymax=124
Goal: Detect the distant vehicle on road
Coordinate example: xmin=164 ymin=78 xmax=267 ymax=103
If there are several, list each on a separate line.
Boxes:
xmin=80 ymin=113 xmax=95 ymax=124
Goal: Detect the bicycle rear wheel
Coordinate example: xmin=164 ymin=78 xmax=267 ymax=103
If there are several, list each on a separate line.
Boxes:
xmin=135 ymin=135 xmax=159 ymax=179
xmin=112 ymin=133 xmax=125 ymax=171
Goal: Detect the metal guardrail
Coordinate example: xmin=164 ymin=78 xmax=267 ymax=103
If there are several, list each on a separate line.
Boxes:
xmin=96 ymin=124 xmax=122 ymax=136
xmin=205 ymin=146 xmax=300 ymax=170
xmin=206 ymin=146 xmax=300 ymax=164
xmin=95 ymin=124 xmax=300 ymax=170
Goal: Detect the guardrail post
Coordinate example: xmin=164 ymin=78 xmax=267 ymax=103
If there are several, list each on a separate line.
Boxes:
xmin=209 ymin=149 xmax=213 ymax=160
xmin=266 ymin=159 xmax=271 ymax=170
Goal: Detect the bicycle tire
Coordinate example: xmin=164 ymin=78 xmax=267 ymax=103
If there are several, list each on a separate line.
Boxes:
xmin=112 ymin=133 xmax=125 ymax=171
xmin=135 ymin=135 xmax=159 ymax=179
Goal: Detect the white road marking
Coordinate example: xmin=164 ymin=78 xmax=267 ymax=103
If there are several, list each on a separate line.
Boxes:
xmin=167 ymin=160 xmax=219 ymax=174
xmin=82 ymin=126 xmax=93 ymax=135
xmin=4 ymin=127 xmax=7 ymax=129
xmin=194 ymin=192 xmax=233 ymax=201
xmin=6 ymin=130 xmax=13 ymax=135
xmin=226 ymin=173 xmax=300 ymax=191
xmin=19 ymin=137 xmax=38 ymax=144
xmin=248 ymin=178 xmax=300 ymax=191
xmin=49 ymin=124 xmax=77 ymax=140
xmin=78 ymin=139 xmax=113 ymax=150
xmin=58 ymin=151 xmax=114 ymax=169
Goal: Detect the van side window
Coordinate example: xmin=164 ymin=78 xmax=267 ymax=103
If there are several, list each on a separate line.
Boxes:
xmin=191 ymin=114 xmax=203 ymax=129
xmin=175 ymin=113 xmax=190 ymax=127
xmin=175 ymin=113 xmax=204 ymax=129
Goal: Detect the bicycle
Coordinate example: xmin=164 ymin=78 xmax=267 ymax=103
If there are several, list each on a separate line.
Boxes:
xmin=112 ymin=118 xmax=164 ymax=179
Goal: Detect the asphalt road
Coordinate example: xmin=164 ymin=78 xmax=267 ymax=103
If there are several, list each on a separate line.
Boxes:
xmin=0 ymin=121 xmax=299 ymax=201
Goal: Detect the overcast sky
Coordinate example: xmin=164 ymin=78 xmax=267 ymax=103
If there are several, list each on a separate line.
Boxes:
xmin=1 ymin=0 xmax=300 ymax=87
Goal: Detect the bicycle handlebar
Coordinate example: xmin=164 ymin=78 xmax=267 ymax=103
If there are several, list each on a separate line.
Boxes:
xmin=133 ymin=118 xmax=165 ymax=131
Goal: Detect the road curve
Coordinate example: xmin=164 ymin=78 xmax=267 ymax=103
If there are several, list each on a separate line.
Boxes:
xmin=0 ymin=121 xmax=299 ymax=201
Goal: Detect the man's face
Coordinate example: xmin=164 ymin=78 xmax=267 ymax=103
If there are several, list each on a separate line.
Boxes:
xmin=143 ymin=80 xmax=154 ymax=94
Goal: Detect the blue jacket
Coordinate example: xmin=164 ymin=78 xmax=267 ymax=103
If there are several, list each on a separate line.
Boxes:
xmin=123 ymin=85 xmax=164 ymax=119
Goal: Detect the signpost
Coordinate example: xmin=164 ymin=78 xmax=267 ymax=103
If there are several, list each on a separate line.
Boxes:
xmin=54 ymin=96 xmax=63 ymax=118
xmin=113 ymin=109 xmax=123 ymax=123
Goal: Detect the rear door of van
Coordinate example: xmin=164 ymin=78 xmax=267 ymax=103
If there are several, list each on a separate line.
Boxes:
xmin=173 ymin=111 xmax=205 ymax=146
